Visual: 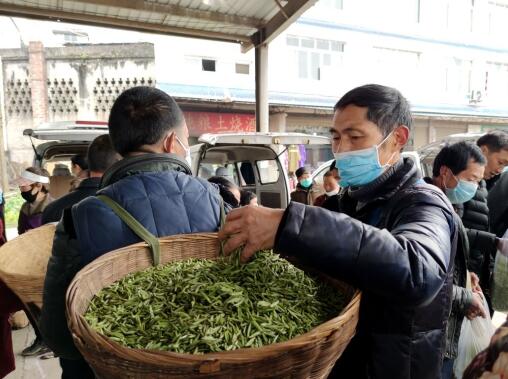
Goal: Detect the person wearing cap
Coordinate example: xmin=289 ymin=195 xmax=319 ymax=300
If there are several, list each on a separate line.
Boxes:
xmin=15 ymin=167 xmax=53 ymax=235
xmin=10 ymin=167 xmax=54 ymax=358
xmin=290 ymin=167 xmax=320 ymax=205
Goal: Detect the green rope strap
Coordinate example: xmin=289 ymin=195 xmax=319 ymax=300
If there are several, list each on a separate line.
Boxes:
xmin=218 ymin=197 xmax=226 ymax=257
xmin=97 ymin=195 xmax=161 ymax=266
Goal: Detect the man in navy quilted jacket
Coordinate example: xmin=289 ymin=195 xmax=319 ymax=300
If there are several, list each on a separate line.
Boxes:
xmin=40 ymin=87 xmax=223 ymax=378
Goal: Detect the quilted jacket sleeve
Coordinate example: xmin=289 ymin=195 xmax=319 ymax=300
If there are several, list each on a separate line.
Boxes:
xmin=451 ymin=285 xmax=474 ymax=316
xmin=274 ymin=190 xmax=455 ymax=307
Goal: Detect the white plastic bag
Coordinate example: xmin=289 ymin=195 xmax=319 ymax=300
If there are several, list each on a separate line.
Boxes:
xmin=492 ymin=230 xmax=508 ymax=312
xmin=454 ymin=294 xmax=496 ymax=379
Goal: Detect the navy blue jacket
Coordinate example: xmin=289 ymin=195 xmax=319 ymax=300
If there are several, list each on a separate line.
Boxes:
xmin=41 ymin=154 xmax=222 ymax=359
xmin=74 ymin=169 xmax=222 ymax=265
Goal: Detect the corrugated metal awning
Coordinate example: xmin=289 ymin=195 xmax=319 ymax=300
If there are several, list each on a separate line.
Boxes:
xmin=0 ymin=0 xmax=318 ymax=51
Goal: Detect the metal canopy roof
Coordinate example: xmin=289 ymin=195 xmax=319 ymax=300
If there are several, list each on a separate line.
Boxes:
xmin=0 ymin=0 xmax=318 ymax=51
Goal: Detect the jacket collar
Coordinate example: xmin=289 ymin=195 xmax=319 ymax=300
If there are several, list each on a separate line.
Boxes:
xmin=348 ymin=157 xmax=420 ymax=203
xmin=100 ymin=153 xmax=191 ymax=188
xmin=76 ymin=177 xmax=101 ymax=189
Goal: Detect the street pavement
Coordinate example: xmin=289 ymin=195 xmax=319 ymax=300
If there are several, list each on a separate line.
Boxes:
xmin=6 ymin=326 xmax=61 ymax=379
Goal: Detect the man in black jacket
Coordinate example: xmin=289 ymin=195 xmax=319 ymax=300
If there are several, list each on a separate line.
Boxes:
xmin=219 ymin=84 xmax=457 ymax=379
xmin=462 ymin=131 xmax=508 ymax=309
xmin=489 ymin=169 xmax=508 ymax=238
xmin=41 ymin=134 xmax=121 ymax=224
xmin=426 ymin=141 xmax=488 ymax=378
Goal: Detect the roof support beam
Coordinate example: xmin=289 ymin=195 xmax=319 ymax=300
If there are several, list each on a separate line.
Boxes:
xmin=0 ymin=3 xmax=251 ymax=44
xmin=79 ymin=0 xmax=263 ymax=28
xmin=243 ymin=0 xmax=318 ymax=52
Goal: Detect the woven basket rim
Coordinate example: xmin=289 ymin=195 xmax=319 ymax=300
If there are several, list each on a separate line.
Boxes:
xmin=67 ymin=232 xmax=361 ymax=364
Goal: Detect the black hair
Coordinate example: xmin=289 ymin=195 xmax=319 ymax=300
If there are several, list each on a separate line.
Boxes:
xmin=108 ymin=86 xmax=184 ymax=156
xmin=240 ymin=190 xmax=257 ymax=206
xmin=477 ymin=130 xmax=508 ymax=153
xmin=87 ymin=135 xmax=120 ymax=173
xmin=432 ymin=141 xmax=486 ymax=178
xmin=295 ymin=167 xmax=308 ymax=178
xmin=334 ymin=84 xmax=412 ymax=136
xmin=208 ymin=176 xmax=239 ymax=208
xmin=71 ymin=154 xmax=88 ymax=170
xmin=323 ymin=170 xmax=335 ymax=178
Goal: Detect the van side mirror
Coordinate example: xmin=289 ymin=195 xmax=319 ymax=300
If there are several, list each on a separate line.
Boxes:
xmin=23 ymin=129 xmax=33 ymax=136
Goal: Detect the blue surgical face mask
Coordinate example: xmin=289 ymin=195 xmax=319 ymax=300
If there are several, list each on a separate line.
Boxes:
xmin=333 ymin=132 xmax=395 ymax=188
xmin=445 ymin=175 xmax=478 ymax=204
xmin=300 ymin=178 xmax=312 ymax=188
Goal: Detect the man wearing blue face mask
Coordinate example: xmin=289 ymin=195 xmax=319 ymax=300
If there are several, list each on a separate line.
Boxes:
xmin=290 ymin=167 xmax=320 ymax=205
xmin=425 ymin=141 xmax=490 ymax=378
xmin=219 ymin=84 xmax=457 ymax=379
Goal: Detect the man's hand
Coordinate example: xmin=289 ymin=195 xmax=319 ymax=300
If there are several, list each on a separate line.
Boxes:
xmin=218 ymin=205 xmax=285 ymax=263
xmin=471 ymin=272 xmax=482 ymax=293
xmin=466 ymin=292 xmax=488 ymax=320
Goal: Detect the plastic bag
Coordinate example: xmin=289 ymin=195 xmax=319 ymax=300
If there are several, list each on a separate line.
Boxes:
xmin=492 ymin=229 xmax=508 ymax=312
xmin=454 ymin=294 xmax=496 ymax=379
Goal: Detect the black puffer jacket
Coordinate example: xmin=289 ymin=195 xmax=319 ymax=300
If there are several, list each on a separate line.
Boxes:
xmin=461 ymin=180 xmax=489 ymax=232
xmin=488 ymin=171 xmax=508 ymax=238
xmin=274 ymin=158 xmax=457 ymax=379
xmin=460 ymin=181 xmax=497 ymax=296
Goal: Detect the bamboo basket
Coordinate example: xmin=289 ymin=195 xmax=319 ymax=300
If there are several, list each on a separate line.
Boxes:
xmin=0 ymin=224 xmax=56 ymax=308
xmin=66 ymin=233 xmax=361 ymax=379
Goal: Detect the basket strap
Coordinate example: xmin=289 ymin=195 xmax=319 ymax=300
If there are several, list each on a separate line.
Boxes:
xmin=218 ymin=198 xmax=226 ymax=257
xmin=96 ymin=195 xmax=161 ymax=266
xmin=219 ymin=197 xmax=226 ymax=230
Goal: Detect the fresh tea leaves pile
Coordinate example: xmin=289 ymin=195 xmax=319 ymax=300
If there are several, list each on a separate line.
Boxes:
xmin=84 ymin=251 xmax=344 ymax=354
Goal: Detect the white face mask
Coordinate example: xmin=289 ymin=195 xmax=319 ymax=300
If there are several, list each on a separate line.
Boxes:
xmin=176 ymin=135 xmax=192 ymax=168
xmin=325 ymin=189 xmax=340 ymax=197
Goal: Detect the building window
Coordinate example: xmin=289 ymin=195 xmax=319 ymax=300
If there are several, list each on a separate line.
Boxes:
xmin=235 ymin=63 xmax=250 ymax=75
xmin=444 ymin=58 xmax=472 ymax=99
xmin=286 ymin=35 xmax=344 ymax=80
xmin=488 ymin=1 xmax=508 ymax=35
xmin=485 ymin=61 xmax=508 ymax=104
xmin=53 ymin=30 xmax=89 ymax=44
xmin=372 ymin=47 xmax=420 ymax=92
xmin=444 ymin=0 xmax=475 ymax=32
xmin=202 ymin=59 xmax=216 ymax=72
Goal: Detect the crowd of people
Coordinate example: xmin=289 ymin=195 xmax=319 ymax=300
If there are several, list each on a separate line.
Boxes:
xmin=0 ymin=84 xmax=507 ymax=379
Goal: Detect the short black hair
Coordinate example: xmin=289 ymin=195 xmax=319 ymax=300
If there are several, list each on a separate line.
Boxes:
xmin=108 ymin=86 xmax=184 ymax=156
xmin=323 ymin=170 xmax=335 ymax=178
xmin=432 ymin=141 xmax=486 ymax=178
xmin=334 ymin=84 xmax=412 ymax=136
xmin=71 ymin=154 xmax=88 ymax=170
xmin=208 ymin=176 xmax=239 ymax=208
xmin=87 ymin=135 xmax=120 ymax=173
xmin=295 ymin=167 xmax=308 ymax=178
xmin=477 ymin=130 xmax=508 ymax=153
xmin=240 ymin=190 xmax=257 ymax=206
